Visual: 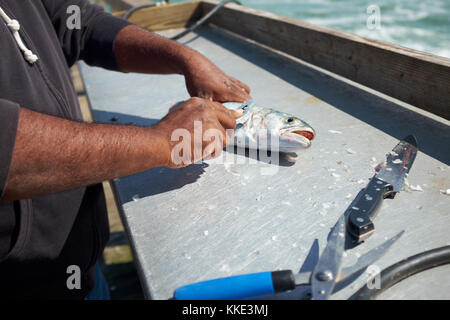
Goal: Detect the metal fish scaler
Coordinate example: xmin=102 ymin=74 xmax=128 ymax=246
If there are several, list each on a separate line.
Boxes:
xmin=223 ymin=100 xmax=315 ymax=153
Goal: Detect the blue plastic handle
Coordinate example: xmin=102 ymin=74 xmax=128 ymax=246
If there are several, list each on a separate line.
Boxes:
xmin=174 ymin=271 xmax=274 ymax=300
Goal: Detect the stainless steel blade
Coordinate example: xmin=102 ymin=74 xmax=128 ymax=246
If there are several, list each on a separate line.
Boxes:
xmin=375 ymin=135 xmax=418 ymax=192
xmin=310 ymin=214 xmax=346 ymax=300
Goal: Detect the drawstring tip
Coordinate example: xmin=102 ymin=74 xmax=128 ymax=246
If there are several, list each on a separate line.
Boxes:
xmin=25 ymin=53 xmax=38 ymax=64
xmin=23 ymin=49 xmax=38 ymax=64
xmin=0 ymin=12 xmax=38 ymax=64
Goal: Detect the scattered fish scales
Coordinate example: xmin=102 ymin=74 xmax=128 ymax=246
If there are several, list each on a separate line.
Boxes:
xmin=183 ymin=252 xmax=191 ymax=260
xmin=219 ymin=264 xmax=231 ymax=273
xmin=328 ymin=130 xmax=343 ymax=134
xmin=199 ymin=204 xmax=216 ymax=211
xmin=409 ymin=185 xmax=424 ymax=192
xmin=346 ymin=148 xmax=356 ymax=154
xmin=322 ymin=203 xmax=332 ymax=209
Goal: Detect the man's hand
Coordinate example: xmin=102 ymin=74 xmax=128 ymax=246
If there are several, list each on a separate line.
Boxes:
xmin=114 ymin=25 xmax=251 ymax=103
xmin=184 ymin=55 xmax=251 ymax=102
xmin=153 ymin=97 xmax=242 ymax=168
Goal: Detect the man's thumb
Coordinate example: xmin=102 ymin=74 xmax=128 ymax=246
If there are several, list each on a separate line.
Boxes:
xmin=231 ymin=108 xmax=243 ymax=118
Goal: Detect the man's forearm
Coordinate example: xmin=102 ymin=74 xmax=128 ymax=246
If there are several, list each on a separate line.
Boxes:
xmin=114 ymin=25 xmax=198 ymax=75
xmin=2 ymin=107 xmax=169 ymax=201
xmin=113 ymin=25 xmax=251 ymax=102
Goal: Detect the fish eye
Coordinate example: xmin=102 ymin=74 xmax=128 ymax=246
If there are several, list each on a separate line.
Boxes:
xmin=287 ymin=117 xmax=295 ymax=123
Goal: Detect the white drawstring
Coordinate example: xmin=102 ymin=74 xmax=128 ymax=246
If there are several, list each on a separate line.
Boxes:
xmin=0 ymin=6 xmax=38 ymax=64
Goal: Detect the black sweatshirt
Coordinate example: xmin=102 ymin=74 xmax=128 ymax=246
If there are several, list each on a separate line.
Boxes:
xmin=0 ymin=0 xmax=131 ymax=299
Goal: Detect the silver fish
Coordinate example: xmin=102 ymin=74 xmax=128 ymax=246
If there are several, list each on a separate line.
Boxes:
xmin=223 ymin=100 xmax=315 ymax=153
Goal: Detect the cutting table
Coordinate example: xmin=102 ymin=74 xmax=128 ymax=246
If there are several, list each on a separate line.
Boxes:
xmin=79 ymin=25 xmax=450 ymax=299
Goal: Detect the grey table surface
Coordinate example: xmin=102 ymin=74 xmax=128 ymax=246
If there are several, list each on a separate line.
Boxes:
xmin=79 ymin=26 xmax=450 ymax=300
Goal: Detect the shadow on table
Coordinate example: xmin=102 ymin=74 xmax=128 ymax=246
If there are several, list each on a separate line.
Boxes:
xmin=117 ymin=163 xmax=209 ymax=204
xmin=93 ymin=110 xmax=301 ymax=203
xmin=196 ymin=26 xmax=450 ymax=165
xmin=93 ymin=110 xmax=208 ymax=204
xmin=92 ymin=110 xmax=160 ymax=127
xmin=226 ymin=146 xmax=297 ymax=167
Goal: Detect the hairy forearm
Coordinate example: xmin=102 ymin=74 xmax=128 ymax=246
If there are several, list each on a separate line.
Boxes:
xmin=113 ymin=25 xmax=252 ymax=102
xmin=114 ymin=25 xmax=202 ymax=75
xmin=2 ymin=107 xmax=168 ymax=201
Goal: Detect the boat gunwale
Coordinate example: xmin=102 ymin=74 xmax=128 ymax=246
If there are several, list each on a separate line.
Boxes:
xmin=111 ymin=0 xmax=450 ymax=120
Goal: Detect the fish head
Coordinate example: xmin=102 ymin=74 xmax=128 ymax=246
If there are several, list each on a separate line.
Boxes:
xmin=223 ymin=100 xmax=315 ymax=153
xmin=266 ymin=111 xmax=316 ymax=151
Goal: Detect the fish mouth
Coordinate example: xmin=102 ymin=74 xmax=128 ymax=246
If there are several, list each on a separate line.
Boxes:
xmin=292 ymin=129 xmax=315 ymax=141
xmin=280 ymin=127 xmax=316 ymax=148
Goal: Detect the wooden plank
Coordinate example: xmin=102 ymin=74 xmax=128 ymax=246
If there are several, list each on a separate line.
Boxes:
xmin=98 ymin=0 xmax=154 ymax=12
xmin=201 ymin=0 xmax=450 ymax=120
xmin=113 ymin=1 xmax=202 ymax=31
xmin=70 ymin=64 xmax=134 ymax=282
xmin=69 ymin=64 xmax=85 ymax=95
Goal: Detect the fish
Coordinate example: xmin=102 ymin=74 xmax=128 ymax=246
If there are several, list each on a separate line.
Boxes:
xmin=223 ymin=100 xmax=315 ymax=153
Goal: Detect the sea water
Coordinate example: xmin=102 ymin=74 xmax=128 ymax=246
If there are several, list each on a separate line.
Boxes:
xmin=172 ymin=0 xmax=449 ymax=58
